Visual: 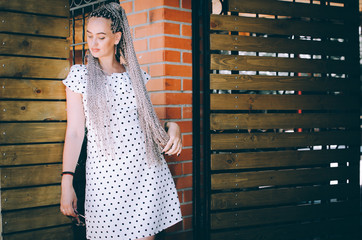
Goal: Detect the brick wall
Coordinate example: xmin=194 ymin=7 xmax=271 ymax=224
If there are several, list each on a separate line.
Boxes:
xmin=119 ymin=0 xmax=193 ymax=239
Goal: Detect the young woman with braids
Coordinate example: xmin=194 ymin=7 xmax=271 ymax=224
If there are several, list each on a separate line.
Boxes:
xmin=60 ymin=3 xmax=182 ymax=239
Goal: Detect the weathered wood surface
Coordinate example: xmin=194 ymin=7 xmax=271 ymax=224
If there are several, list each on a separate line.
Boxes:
xmin=0 ymin=57 xmax=69 ymax=79
xmin=210 ymin=218 xmax=358 ymax=240
xmin=210 ymin=15 xmax=346 ymax=38
xmin=0 ymin=164 xmax=62 ymax=188
xmin=0 ymin=0 xmax=69 ymax=17
xmin=210 ymin=113 xmax=359 ymax=130
xmin=0 ymin=12 xmax=69 ymax=37
xmin=0 ymin=101 xmax=66 ymax=121
xmin=210 ymin=94 xmax=358 ymax=111
xmin=0 ymin=34 xmax=69 ymax=58
xmin=210 ymin=201 xmax=357 ymax=229
xmin=209 ymin=74 xmax=357 ymax=92
xmin=211 ymin=131 xmax=359 ymax=150
xmin=0 ymin=122 xmax=66 ymax=144
xmin=1 ymin=185 xmax=60 ymax=210
xmin=211 ymin=184 xmax=354 ymax=210
xmin=211 ymin=149 xmax=354 ymax=170
xmin=1 ymin=206 xmax=70 ymax=233
xmin=211 ymin=167 xmax=355 ymax=190
xmin=0 ymin=144 xmax=63 ymax=166
xmin=210 ymin=34 xmax=348 ymax=56
xmin=3 ymin=225 xmax=73 ymax=240
xmin=0 ymin=79 xmax=66 ymax=100
xmin=228 ymin=0 xmax=347 ymax=20
xmin=210 ymin=54 xmax=349 ymax=74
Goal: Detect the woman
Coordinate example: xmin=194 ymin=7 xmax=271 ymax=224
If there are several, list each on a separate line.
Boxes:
xmin=60 ymin=2 xmax=183 ymax=240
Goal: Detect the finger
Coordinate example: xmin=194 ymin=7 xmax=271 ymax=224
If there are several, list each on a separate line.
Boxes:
xmin=165 ymin=140 xmax=181 ymax=155
xmin=162 ymin=138 xmax=174 ymax=153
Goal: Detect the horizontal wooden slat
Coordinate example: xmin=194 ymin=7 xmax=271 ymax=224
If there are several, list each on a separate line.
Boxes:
xmin=3 ymin=225 xmax=73 ymax=240
xmin=211 ymin=54 xmax=349 ymax=74
xmin=0 ymin=0 xmax=69 ymax=17
xmin=211 ymin=131 xmax=359 ymax=150
xmin=211 ymin=149 xmax=355 ymax=171
xmin=211 ymin=201 xmax=358 ymax=229
xmin=0 ymin=11 xmax=69 ymax=37
xmin=0 ymin=34 xmax=69 ymax=58
xmin=210 ymin=113 xmax=359 ymax=130
xmin=211 ymin=184 xmax=355 ymax=210
xmin=0 ymin=164 xmax=62 ymax=188
xmin=1 ymin=185 xmax=60 ymax=210
xmin=0 ymin=79 xmax=66 ymax=99
xmin=210 ymin=218 xmax=359 ymax=240
xmin=210 ymin=15 xmax=346 ymax=38
xmin=228 ymin=0 xmax=348 ymax=20
xmin=0 ymin=101 xmax=66 ymax=121
xmin=210 ymin=94 xmax=358 ymax=111
xmin=0 ymin=122 xmax=66 ymax=144
xmin=211 ymin=167 xmax=356 ymax=190
xmin=2 ymin=206 xmax=70 ymax=233
xmin=0 ymin=144 xmax=63 ymax=166
xmin=0 ymin=57 xmax=69 ymax=79
xmin=210 ymin=34 xmax=348 ymax=56
xmin=209 ymin=74 xmax=357 ymax=92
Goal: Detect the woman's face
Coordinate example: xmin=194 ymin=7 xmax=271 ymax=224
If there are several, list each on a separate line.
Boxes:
xmin=87 ymin=17 xmax=121 ymax=59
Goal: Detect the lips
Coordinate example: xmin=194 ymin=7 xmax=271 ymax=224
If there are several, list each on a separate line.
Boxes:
xmin=91 ymin=48 xmax=100 ymax=52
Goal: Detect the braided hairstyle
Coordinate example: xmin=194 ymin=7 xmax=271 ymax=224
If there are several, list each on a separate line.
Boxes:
xmin=86 ymin=2 xmax=169 ymax=165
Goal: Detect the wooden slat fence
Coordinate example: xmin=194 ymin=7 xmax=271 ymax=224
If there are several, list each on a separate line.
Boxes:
xmin=0 ymin=0 xmax=72 ymax=239
xmin=207 ymin=0 xmax=360 ymax=239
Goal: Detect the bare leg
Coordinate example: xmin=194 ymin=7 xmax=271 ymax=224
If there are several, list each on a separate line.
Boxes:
xmin=135 ymin=235 xmax=155 ymax=240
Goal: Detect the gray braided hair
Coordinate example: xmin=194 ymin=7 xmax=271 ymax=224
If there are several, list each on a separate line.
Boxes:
xmin=86 ymin=2 xmax=169 ymax=165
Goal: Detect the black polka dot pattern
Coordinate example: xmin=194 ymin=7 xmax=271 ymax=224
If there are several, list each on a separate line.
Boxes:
xmin=63 ymin=65 xmax=182 ymax=240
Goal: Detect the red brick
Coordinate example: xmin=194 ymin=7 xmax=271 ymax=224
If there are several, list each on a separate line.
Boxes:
xmin=149 ymin=8 xmax=191 ymax=23
xmin=182 ymin=0 xmax=192 ymax=10
xmin=166 ymin=148 xmax=192 ymax=162
xmin=127 ymin=12 xmax=147 ymax=26
xmin=183 ymin=189 xmax=192 ymax=202
xmin=178 ymin=121 xmax=192 ymax=133
xmin=154 ymin=107 xmax=181 ymax=120
xmin=183 ymin=79 xmax=192 ymax=91
xmin=150 ymin=36 xmax=192 ymax=50
xmin=120 ymin=1 xmax=133 ymax=14
xmin=181 ymin=203 xmax=192 ymax=216
xmin=177 ymin=191 xmax=183 ymax=202
xmin=183 ymin=216 xmax=192 ymax=230
xmin=135 ymin=22 xmax=180 ymax=38
xmin=182 ymin=107 xmax=192 ymax=119
xmin=135 ymin=0 xmax=179 ymax=12
xmin=147 ymin=78 xmax=181 ymax=91
xmin=182 ymin=134 xmax=192 ymax=147
xmin=183 ymin=162 xmax=192 ymax=175
xmin=150 ymin=92 xmax=192 ymax=105
xmin=134 ymin=39 xmax=148 ymax=52
xmin=182 ymin=52 xmax=192 ymax=64
xmin=175 ymin=175 xmax=192 ymax=189
xmin=168 ymin=163 xmax=182 ymax=176
xmin=149 ymin=64 xmax=192 ymax=77
xmin=181 ymin=24 xmax=192 ymax=37
xmin=139 ymin=50 xmax=181 ymax=65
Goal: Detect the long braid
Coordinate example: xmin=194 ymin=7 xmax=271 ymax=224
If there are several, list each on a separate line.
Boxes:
xmin=87 ymin=2 xmax=169 ymax=165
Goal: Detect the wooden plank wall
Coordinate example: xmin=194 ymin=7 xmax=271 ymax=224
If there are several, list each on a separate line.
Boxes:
xmin=208 ymin=0 xmax=360 ymax=239
xmin=0 ymin=0 xmax=73 ymax=239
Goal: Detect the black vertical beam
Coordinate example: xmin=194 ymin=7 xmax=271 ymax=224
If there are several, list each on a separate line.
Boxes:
xmin=192 ymin=0 xmax=211 ymax=239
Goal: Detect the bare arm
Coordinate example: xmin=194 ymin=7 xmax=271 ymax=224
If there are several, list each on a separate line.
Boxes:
xmin=60 ymin=87 xmax=85 ymax=217
xmin=162 ymin=121 xmax=182 ymax=156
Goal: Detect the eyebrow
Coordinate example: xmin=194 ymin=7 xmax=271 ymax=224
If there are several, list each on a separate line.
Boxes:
xmin=86 ymin=30 xmax=106 ymax=35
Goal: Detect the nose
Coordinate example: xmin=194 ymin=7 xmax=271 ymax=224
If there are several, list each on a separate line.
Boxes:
xmin=88 ymin=38 xmax=98 ymax=48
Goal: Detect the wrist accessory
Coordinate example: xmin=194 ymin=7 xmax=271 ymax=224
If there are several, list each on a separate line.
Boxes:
xmin=61 ymin=171 xmax=74 ymax=176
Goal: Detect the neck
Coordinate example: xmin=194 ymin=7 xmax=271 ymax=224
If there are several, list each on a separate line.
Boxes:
xmin=98 ymin=54 xmax=123 ymax=74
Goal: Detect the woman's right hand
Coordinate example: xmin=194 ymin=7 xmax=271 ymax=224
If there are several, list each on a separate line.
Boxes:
xmin=60 ymin=176 xmax=78 ymax=218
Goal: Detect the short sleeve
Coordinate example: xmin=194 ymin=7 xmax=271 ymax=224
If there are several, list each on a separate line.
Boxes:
xmin=63 ymin=64 xmax=87 ymax=94
xmin=142 ymin=70 xmax=151 ymax=84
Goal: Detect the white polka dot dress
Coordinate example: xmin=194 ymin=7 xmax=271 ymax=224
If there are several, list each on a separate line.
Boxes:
xmin=63 ymin=64 xmax=182 ymax=240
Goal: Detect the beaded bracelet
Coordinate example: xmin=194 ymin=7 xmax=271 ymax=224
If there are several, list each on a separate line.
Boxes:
xmin=61 ymin=171 xmax=74 ymax=177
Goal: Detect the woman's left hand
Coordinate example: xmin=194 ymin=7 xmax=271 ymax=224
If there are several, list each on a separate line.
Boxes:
xmin=162 ymin=122 xmax=182 ymax=156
